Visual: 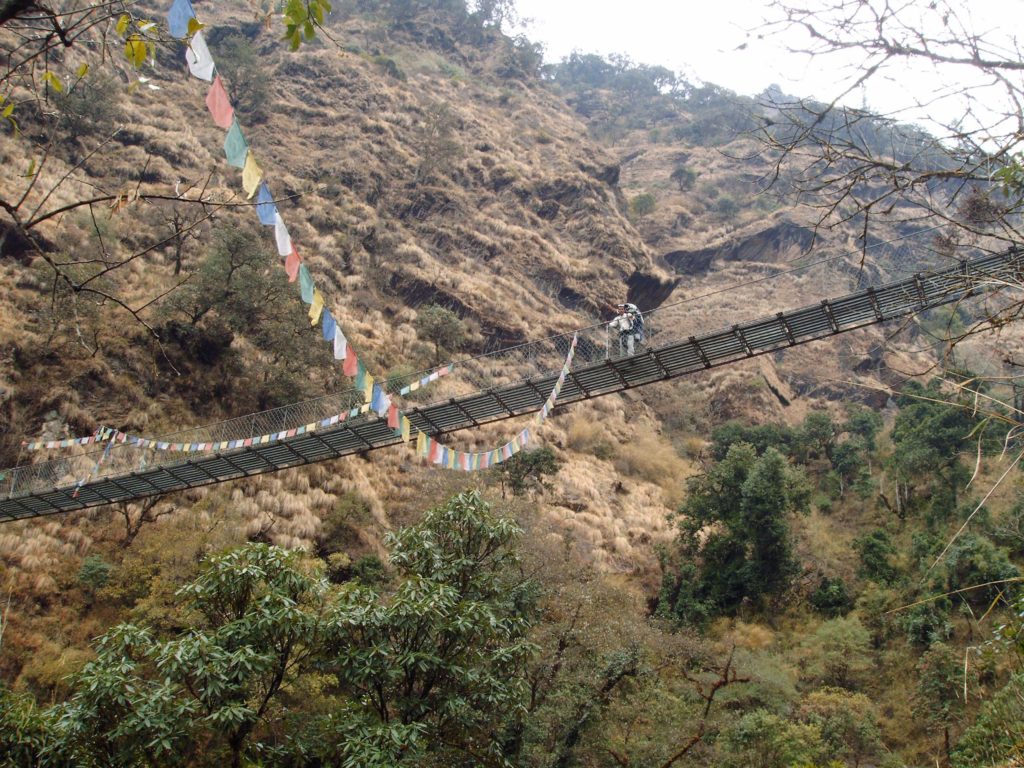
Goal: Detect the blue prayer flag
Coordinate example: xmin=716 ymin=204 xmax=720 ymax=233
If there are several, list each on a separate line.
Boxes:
xmin=167 ymin=0 xmax=195 ymax=38
xmin=371 ymin=384 xmax=389 ymax=416
xmin=322 ymin=309 xmax=336 ymax=341
xmin=255 ymin=183 xmax=277 ymax=225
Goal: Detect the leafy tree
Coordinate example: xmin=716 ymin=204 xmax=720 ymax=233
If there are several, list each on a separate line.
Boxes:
xmin=793 ymin=410 xmax=836 ymax=464
xmin=709 ymin=420 xmax=793 ymax=461
xmin=799 ymin=616 xmax=873 ymax=689
xmin=854 ymin=529 xmax=899 ymax=585
xmin=414 ymin=303 xmax=466 ymax=364
xmin=934 ymin=532 xmax=1019 ymax=611
xmin=719 ymin=708 xmax=823 ymax=768
xmin=914 ymin=642 xmax=970 ymax=765
xmin=842 ymin=404 xmax=883 ymax=453
xmin=491 ymin=446 xmax=560 ymax=498
xmin=53 ymin=545 xmax=332 ymax=768
xmin=952 ymin=672 xmax=1024 ymax=767
xmin=829 ymin=437 xmax=869 ymax=497
xmin=315 ymin=490 xmax=536 ymax=766
xmin=889 ymin=379 xmax=979 ymax=516
xmin=0 ymin=685 xmax=62 ymax=768
xmin=76 ymin=554 xmax=112 ymax=592
xmin=670 ymin=165 xmax=698 ymax=191
xmin=809 ymin=576 xmax=854 ymax=618
xmin=661 ymin=444 xmax=809 ymax=620
xmin=629 ymin=192 xmax=657 ymax=218
xmin=39 ymin=492 xmax=536 ymax=767
xmin=797 ymin=688 xmax=883 ymax=768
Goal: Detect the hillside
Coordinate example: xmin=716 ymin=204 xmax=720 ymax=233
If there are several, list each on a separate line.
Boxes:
xmin=1 ymin=2 xmax=1023 ymax=766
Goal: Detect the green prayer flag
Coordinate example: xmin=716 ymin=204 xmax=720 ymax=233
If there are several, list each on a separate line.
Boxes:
xmin=298 ymin=264 xmax=314 ymax=303
xmin=224 ymin=119 xmax=248 ymax=168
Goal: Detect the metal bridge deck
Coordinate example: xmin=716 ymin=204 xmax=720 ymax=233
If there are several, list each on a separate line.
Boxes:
xmin=2 ymin=247 xmax=1020 ymax=521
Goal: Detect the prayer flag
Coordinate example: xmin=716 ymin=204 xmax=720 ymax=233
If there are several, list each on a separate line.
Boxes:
xmin=333 ymin=327 xmax=348 ymax=360
xmin=387 ymin=404 xmax=399 ymax=430
xmin=255 ymin=183 xmax=276 ymax=225
xmin=242 ymin=153 xmax=262 ymax=198
xmin=401 ymin=416 xmax=411 ymax=442
xmin=167 ymin=0 xmax=195 ymax=37
xmin=371 ymin=384 xmax=389 ymax=416
xmin=206 ymin=75 xmax=234 ymax=129
xmin=416 ymin=430 xmax=426 ymax=455
xmin=186 ymin=30 xmax=215 ymax=81
xmin=355 ymin=362 xmax=367 ymax=393
xmin=363 ymin=371 xmax=374 ymax=402
xmin=298 ymin=264 xmax=314 ymax=303
xmin=224 ymin=118 xmax=248 ymax=168
xmin=309 ymin=288 xmax=324 ymax=325
xmin=273 ymin=211 xmax=291 ymax=255
xmin=322 ymin=308 xmax=337 ymax=341
xmin=429 ymin=440 xmax=442 ymax=464
xmin=448 ymin=449 xmax=457 ymax=470
xmin=343 ymin=346 xmax=358 ymax=377
xmin=285 ymin=246 xmax=301 ymax=283
xmin=438 ymin=446 xmax=448 ymax=466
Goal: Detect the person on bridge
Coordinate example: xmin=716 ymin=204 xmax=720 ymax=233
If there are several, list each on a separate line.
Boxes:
xmin=617 ymin=302 xmax=644 ymax=343
xmin=608 ymin=303 xmax=642 ymax=357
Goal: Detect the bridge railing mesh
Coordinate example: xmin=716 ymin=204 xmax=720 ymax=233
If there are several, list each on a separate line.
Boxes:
xmin=0 ymin=235 xmax=994 ymax=500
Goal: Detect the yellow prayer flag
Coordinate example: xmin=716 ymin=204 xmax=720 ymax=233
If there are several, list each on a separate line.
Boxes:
xmin=308 ymin=288 xmax=324 ymax=326
xmin=409 ymin=380 xmax=420 ymax=391
xmin=416 ymin=430 xmax=427 ymax=455
xmin=401 ymin=416 xmax=411 ymax=442
xmin=447 ymin=449 xmax=457 ymax=469
xmin=363 ymin=372 xmax=374 ymax=401
xmin=242 ymin=153 xmax=262 ymax=198
xmin=359 ymin=403 xmax=371 ymax=414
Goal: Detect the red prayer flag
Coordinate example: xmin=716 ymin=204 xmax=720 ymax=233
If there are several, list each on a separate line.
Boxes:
xmin=206 ymin=75 xmax=234 ymax=129
xmin=285 ymin=246 xmax=301 ymax=282
xmin=387 ymin=404 xmax=399 ymax=430
xmin=343 ymin=346 xmax=358 ymax=377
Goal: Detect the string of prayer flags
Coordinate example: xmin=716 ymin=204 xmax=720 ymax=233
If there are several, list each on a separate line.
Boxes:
xmin=168 ymin=0 xmax=454 ymax=429
xmin=206 ymin=75 xmax=234 ymax=129
xmin=185 ymin=30 xmax=215 ymax=81
xmin=405 ymin=335 xmax=575 ymax=472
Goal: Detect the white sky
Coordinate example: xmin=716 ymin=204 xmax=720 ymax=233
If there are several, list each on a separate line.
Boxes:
xmin=512 ymin=0 xmax=1024 ymax=128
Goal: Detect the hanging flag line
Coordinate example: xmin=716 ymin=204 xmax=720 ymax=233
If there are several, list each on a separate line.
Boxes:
xmin=21 ymin=362 xmax=455 ymax=452
xmin=24 ymin=4 xmax=574 ymax=472
xmin=22 ymin=333 xmax=576 ymax=471
xmin=407 ymin=333 xmax=578 ymax=471
xmin=21 ymin=1 xmax=453 ymax=456
xmin=169 ymin=0 xmax=581 ymax=471
xmin=169 ymin=0 xmax=453 ymax=421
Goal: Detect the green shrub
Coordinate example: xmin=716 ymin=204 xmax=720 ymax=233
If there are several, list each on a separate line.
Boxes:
xmin=630 ymin=192 xmax=657 ymax=218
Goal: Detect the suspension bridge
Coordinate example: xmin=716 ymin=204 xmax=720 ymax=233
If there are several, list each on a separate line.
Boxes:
xmin=2 ymin=244 xmax=1021 ymax=522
